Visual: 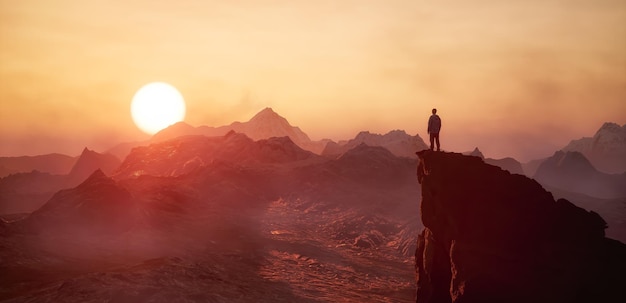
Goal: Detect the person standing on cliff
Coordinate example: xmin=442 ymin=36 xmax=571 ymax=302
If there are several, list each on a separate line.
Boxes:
xmin=428 ymin=108 xmax=441 ymax=151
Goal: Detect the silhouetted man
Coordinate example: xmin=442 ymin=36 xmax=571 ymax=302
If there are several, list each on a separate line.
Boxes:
xmin=428 ymin=108 xmax=441 ymax=151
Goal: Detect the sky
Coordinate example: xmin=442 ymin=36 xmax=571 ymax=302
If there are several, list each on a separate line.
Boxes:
xmin=1 ymin=0 xmax=625 ymax=161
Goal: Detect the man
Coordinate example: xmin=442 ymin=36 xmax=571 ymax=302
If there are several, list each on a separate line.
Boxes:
xmin=427 ymin=108 xmax=441 ymax=151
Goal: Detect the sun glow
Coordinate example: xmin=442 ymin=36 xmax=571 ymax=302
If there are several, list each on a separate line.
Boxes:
xmin=131 ymin=82 xmax=186 ymax=135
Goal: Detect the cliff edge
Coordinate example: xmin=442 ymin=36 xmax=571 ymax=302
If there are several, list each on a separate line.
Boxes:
xmin=414 ymin=150 xmax=625 ymax=303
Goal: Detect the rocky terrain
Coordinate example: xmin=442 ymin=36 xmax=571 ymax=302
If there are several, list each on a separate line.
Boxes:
xmin=0 ymin=133 xmax=421 ymax=302
xmin=414 ymin=150 xmax=626 ymax=303
xmin=2 ymin=112 xmax=625 ymax=302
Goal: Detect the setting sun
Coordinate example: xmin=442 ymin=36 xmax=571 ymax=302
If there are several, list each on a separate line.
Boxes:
xmin=130 ymin=82 xmax=186 ymax=135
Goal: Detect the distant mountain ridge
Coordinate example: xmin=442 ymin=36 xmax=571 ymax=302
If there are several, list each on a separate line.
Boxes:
xmin=0 ymin=148 xmax=121 ymax=214
xmin=152 ymin=108 xmax=330 ymax=154
xmin=114 ymin=132 xmax=321 ymax=179
xmin=562 ymin=122 xmax=626 ymax=173
xmin=463 ymin=147 xmax=524 ymax=175
xmin=534 ymin=150 xmax=626 ymax=199
xmin=0 ymin=154 xmax=77 ymax=178
xmin=322 ymin=130 xmax=428 ymax=158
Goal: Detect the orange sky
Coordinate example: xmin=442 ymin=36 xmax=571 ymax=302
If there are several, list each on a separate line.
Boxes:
xmin=1 ymin=0 xmax=625 ymax=161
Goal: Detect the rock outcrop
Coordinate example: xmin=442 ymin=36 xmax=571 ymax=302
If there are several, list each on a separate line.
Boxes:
xmin=414 ymin=150 xmax=626 ymax=303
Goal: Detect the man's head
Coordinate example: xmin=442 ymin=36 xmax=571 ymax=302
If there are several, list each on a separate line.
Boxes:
xmin=432 ymin=108 xmax=437 ymax=114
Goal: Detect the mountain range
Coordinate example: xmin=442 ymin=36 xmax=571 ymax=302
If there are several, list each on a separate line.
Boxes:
xmin=0 ymin=153 xmax=76 ymax=178
xmin=0 ymin=148 xmax=120 ymax=214
xmin=322 ymin=130 xmax=427 ymax=158
xmin=4 ymin=109 xmax=624 ymax=179
xmin=3 ymin=137 xmax=623 ymax=301
xmin=1 ymin=131 xmax=420 ymax=302
xmin=1 ymin=108 xmax=625 ymax=301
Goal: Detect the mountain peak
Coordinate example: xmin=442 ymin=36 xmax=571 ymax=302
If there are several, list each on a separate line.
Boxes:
xmin=469 ymin=147 xmax=485 ymax=159
xmin=78 ymin=169 xmax=111 ymax=187
xmin=250 ymin=107 xmax=280 ymax=120
xmin=67 ymin=148 xmax=121 ymax=186
xmin=597 ymin=122 xmax=623 ymax=133
xmin=561 ymin=122 xmax=626 ymax=174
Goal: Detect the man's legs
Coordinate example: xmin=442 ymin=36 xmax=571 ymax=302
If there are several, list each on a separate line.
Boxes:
xmin=429 ymin=133 xmax=435 ymax=150
xmin=434 ymin=133 xmax=440 ymax=151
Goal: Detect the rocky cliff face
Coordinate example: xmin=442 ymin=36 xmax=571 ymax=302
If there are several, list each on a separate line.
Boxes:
xmin=414 ymin=150 xmax=626 ymax=303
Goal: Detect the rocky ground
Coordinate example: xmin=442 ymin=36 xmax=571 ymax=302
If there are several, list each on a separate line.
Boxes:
xmin=0 ymin=195 xmax=417 ymax=302
xmin=258 ymin=198 xmax=415 ymax=302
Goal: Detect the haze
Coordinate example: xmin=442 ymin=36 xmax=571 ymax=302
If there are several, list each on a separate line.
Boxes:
xmin=1 ymin=0 xmax=625 ymax=161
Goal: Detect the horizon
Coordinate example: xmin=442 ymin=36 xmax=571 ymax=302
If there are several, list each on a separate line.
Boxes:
xmin=1 ymin=107 xmax=621 ymax=163
xmin=1 ymin=1 xmax=625 ymax=161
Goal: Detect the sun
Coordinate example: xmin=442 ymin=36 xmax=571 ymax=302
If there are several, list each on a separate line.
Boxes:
xmin=131 ymin=82 xmax=186 ymax=135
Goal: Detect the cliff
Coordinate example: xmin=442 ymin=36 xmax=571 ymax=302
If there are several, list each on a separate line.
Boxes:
xmin=414 ymin=150 xmax=626 ymax=303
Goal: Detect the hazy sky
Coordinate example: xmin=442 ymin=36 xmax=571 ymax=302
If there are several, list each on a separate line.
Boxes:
xmin=1 ymin=0 xmax=625 ymax=161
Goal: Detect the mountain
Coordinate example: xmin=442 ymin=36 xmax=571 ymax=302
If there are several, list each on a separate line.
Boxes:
xmin=329 ymin=143 xmax=414 ymax=187
xmin=65 ymin=148 xmax=121 ymax=185
xmin=464 ymin=147 xmax=484 ymax=158
xmin=534 ymin=151 xmax=626 ymax=199
xmin=0 ymin=153 xmax=77 ymax=178
xmin=322 ymin=130 xmax=428 ymax=159
xmin=0 ymin=148 xmax=121 ymax=215
xmin=414 ymin=150 xmax=626 ymax=303
xmin=151 ymin=108 xmax=330 ymax=154
xmin=463 ymin=147 xmax=524 ymax=175
xmin=521 ymin=157 xmax=547 ymax=177
xmin=562 ymin=122 xmax=626 ymax=173
xmin=1 ymin=132 xmax=421 ymax=302
xmin=0 ymin=171 xmax=66 ymax=214
xmin=105 ymin=140 xmax=149 ymax=161
xmin=114 ymin=132 xmax=321 ymax=179
xmin=24 ymin=169 xmax=138 ymax=235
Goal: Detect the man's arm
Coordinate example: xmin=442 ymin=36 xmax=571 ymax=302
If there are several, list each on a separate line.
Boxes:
xmin=427 ymin=116 xmax=433 ymax=134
